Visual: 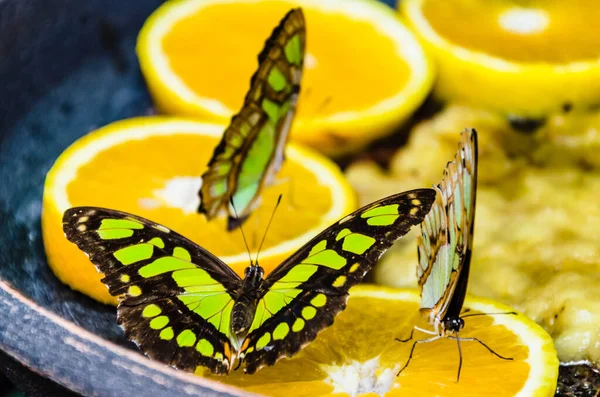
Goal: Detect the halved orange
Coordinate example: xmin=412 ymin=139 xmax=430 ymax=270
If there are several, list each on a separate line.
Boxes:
xmin=400 ymin=0 xmax=600 ymax=116
xmin=137 ymin=0 xmax=434 ymax=156
xmin=205 ymin=286 xmax=559 ymax=397
xmin=42 ymin=117 xmax=357 ymax=304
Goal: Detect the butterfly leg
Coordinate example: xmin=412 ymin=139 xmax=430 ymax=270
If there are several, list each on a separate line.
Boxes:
xmin=455 ymin=334 xmax=463 ymax=382
xmin=395 ymin=328 xmax=415 ymax=343
xmin=448 ymin=336 xmax=513 ymax=361
xmin=234 ymin=358 xmax=243 ymax=371
xmin=447 ymin=335 xmax=512 ymax=382
xmin=395 ymin=326 xmax=436 ymax=343
xmin=396 ymin=335 xmax=442 ymax=376
xmin=415 ymin=326 xmax=437 ymax=336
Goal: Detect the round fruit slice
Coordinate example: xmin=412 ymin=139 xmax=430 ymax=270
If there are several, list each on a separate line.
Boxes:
xmin=137 ymin=0 xmax=433 ymax=156
xmin=401 ymin=0 xmax=600 ymax=117
xmin=42 ymin=117 xmax=356 ymax=304
xmin=206 ymin=286 xmax=558 ymax=397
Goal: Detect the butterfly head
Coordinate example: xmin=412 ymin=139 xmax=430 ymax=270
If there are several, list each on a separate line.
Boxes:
xmin=243 ymin=264 xmax=264 ymax=279
xmin=443 ymin=316 xmax=465 ymax=334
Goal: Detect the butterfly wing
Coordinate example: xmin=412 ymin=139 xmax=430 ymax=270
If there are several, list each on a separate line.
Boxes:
xmin=417 ymin=128 xmax=478 ymax=325
xmin=238 ymin=189 xmax=436 ymax=373
xmin=198 ymin=8 xmax=305 ymax=230
xmin=63 ymin=207 xmax=243 ymax=374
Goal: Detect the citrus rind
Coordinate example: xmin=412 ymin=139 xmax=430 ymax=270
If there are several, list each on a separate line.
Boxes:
xmin=401 ymin=0 xmax=600 ymax=117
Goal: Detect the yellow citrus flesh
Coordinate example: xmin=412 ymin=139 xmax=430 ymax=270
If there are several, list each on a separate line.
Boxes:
xmin=401 ymin=0 xmax=600 ymax=116
xmin=137 ymin=0 xmax=433 ymax=156
xmin=42 ymin=117 xmax=356 ymax=304
xmin=205 ymin=286 xmax=558 ymax=397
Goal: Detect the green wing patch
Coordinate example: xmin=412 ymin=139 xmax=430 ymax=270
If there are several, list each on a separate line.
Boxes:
xmin=198 ymin=8 xmax=306 ymax=230
xmin=63 ymin=207 xmax=243 ymax=374
xmin=238 ymin=188 xmax=437 ymax=373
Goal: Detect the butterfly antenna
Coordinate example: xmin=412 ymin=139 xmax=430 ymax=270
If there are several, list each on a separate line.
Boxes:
xmin=255 ymin=194 xmax=282 ymax=265
xmin=460 ymin=311 xmax=517 ymax=319
xmin=229 ymin=198 xmax=254 ymax=266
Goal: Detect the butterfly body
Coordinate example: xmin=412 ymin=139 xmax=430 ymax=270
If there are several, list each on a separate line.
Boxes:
xmin=64 ymin=189 xmax=436 ymax=374
xmin=198 ymin=8 xmax=305 ymax=230
xmin=231 ymin=265 xmax=265 ymax=336
xmin=435 ymin=245 xmax=472 ymax=336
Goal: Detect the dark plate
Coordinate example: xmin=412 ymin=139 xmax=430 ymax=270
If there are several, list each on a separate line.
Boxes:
xmin=0 ymin=0 xmax=251 ymax=395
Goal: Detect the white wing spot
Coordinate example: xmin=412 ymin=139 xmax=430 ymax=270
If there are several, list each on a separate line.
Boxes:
xmin=154 ymin=225 xmax=170 ymax=233
xmin=78 ymin=216 xmax=89 ymax=223
xmin=339 ymin=214 xmax=354 ymax=224
xmin=77 ymin=224 xmax=87 ymax=232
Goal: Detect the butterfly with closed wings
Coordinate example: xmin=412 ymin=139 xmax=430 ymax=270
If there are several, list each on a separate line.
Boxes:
xmin=198 ymin=8 xmax=305 ymax=231
xmin=396 ymin=128 xmax=514 ymax=382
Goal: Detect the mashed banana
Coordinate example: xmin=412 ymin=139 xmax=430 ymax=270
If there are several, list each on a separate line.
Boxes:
xmin=346 ymin=106 xmax=600 ymax=365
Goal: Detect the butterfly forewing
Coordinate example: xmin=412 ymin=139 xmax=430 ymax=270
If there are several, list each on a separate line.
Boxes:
xmin=63 ymin=207 xmax=242 ymax=374
xmin=417 ymin=129 xmax=478 ymax=324
xmin=239 ymin=188 xmax=437 ymax=373
xmin=198 ymin=8 xmax=306 ymax=229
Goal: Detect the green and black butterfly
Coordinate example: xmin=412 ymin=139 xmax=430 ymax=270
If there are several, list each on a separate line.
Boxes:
xmin=396 ymin=129 xmax=512 ymax=381
xmin=198 ymin=8 xmax=305 ymax=231
xmin=63 ymin=188 xmax=435 ymax=375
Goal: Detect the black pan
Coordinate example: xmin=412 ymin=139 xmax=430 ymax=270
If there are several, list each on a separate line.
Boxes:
xmin=0 ymin=0 xmax=251 ymax=395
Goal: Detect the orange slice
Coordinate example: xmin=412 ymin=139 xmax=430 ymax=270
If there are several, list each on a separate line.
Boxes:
xmin=400 ymin=0 xmax=600 ymax=117
xmin=205 ymin=286 xmax=559 ymax=397
xmin=137 ymin=0 xmax=433 ymax=156
xmin=42 ymin=117 xmax=356 ymax=304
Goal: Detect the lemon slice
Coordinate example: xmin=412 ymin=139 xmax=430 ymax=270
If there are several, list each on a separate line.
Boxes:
xmin=42 ymin=116 xmax=356 ymax=304
xmin=137 ymin=0 xmax=433 ymax=156
xmin=401 ymin=0 xmax=600 ymax=117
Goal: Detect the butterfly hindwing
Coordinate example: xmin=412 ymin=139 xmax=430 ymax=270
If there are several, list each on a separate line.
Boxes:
xmin=118 ymin=297 xmax=234 ymax=374
xmin=199 ymin=8 xmax=305 ymax=228
xmin=239 ymin=188 xmax=437 ymax=373
xmin=63 ymin=207 xmax=242 ymax=374
xmin=417 ymin=129 xmax=478 ymax=323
